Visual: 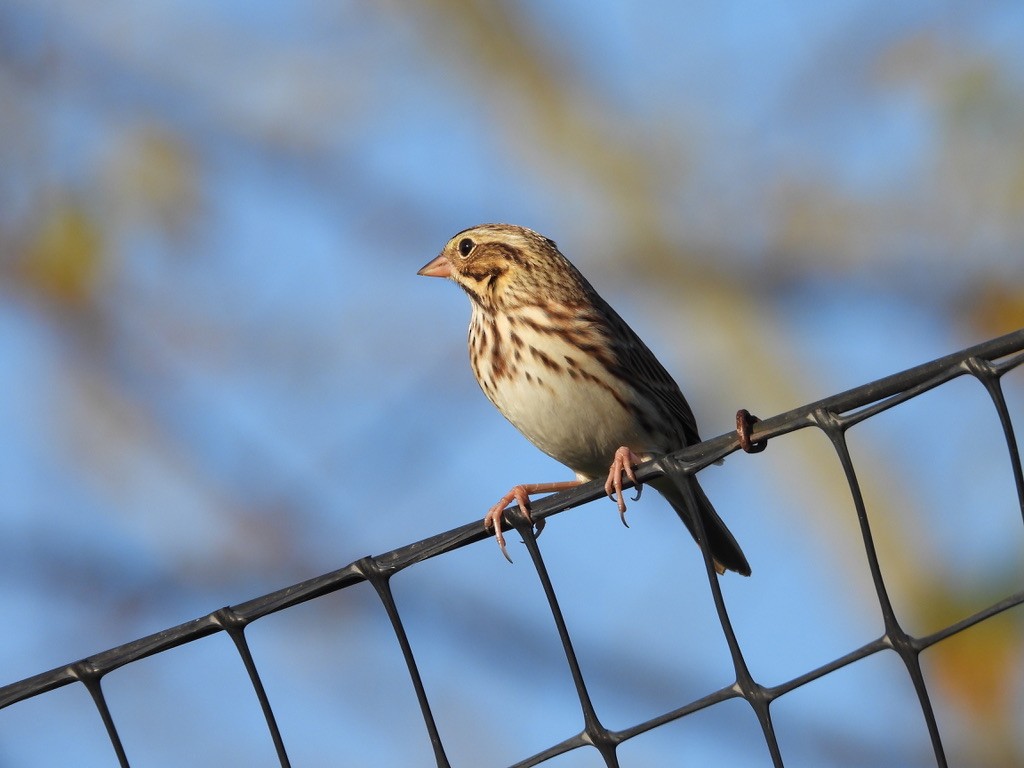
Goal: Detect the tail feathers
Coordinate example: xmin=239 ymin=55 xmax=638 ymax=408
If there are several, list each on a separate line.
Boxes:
xmin=651 ymin=477 xmax=751 ymax=577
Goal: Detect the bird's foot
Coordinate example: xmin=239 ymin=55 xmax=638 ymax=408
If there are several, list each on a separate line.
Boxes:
xmin=484 ymin=486 xmax=533 ymax=564
xmin=484 ymin=481 xmax=581 ymax=562
xmin=604 ymin=447 xmax=644 ymax=527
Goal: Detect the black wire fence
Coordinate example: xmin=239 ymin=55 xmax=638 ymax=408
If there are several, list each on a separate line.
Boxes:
xmin=2 ymin=329 xmax=1023 ymax=767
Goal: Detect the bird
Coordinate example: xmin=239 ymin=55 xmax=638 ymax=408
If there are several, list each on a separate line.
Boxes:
xmin=417 ymin=223 xmax=750 ymax=576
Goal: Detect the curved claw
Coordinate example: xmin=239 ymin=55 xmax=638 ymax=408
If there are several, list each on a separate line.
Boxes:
xmin=604 ymin=446 xmax=643 ymax=528
xmin=484 ymin=485 xmax=536 ymax=564
xmin=483 ymin=505 xmax=514 ymax=563
xmin=497 ymin=538 xmax=513 ymax=564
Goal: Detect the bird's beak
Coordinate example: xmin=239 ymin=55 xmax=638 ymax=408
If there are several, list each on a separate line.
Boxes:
xmin=417 ymin=254 xmax=452 ymax=278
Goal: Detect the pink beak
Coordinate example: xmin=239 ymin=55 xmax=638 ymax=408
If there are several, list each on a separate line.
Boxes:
xmin=417 ymin=254 xmax=452 ymax=278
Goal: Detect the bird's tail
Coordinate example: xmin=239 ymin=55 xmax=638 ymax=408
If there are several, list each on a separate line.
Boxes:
xmin=651 ymin=476 xmax=751 ymax=576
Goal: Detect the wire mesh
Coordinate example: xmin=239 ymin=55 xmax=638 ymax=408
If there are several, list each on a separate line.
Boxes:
xmin=2 ymin=328 xmax=1022 ymax=767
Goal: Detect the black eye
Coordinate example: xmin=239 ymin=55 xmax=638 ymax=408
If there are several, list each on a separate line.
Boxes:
xmin=458 ymin=238 xmax=474 ymax=257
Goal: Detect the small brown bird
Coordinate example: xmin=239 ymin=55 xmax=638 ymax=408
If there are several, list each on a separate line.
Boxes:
xmin=418 ymin=224 xmax=750 ymax=576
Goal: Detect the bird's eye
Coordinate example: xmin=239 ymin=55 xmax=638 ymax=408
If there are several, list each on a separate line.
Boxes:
xmin=458 ymin=238 xmax=474 ymax=257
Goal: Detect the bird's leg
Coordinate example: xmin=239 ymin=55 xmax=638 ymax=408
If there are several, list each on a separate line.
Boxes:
xmin=605 ymin=446 xmax=644 ymax=527
xmin=484 ymin=481 xmax=583 ymax=562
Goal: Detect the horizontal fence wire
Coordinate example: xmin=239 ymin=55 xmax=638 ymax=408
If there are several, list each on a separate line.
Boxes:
xmin=2 ymin=327 xmax=1023 ymax=767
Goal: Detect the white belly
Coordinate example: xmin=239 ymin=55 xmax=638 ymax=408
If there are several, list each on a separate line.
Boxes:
xmin=474 ymin=323 xmax=651 ymax=479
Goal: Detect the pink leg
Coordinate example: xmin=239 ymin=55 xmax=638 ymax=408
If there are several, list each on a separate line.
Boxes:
xmin=604 ymin=446 xmax=644 ymax=527
xmin=484 ymin=480 xmax=583 ymax=562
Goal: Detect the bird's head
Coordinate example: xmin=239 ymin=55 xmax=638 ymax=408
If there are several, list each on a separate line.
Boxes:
xmin=418 ymin=223 xmax=580 ymax=310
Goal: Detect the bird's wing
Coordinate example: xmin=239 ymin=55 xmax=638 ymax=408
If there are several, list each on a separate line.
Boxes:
xmin=595 ymin=294 xmax=703 ymax=449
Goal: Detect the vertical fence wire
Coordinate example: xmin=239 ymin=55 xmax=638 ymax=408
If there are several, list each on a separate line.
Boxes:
xmin=78 ymin=673 xmax=129 ymax=768
xmin=820 ymin=410 xmax=947 ymax=766
xmin=360 ymin=557 xmax=452 ymax=768
xmin=213 ymin=608 xmax=292 ymax=768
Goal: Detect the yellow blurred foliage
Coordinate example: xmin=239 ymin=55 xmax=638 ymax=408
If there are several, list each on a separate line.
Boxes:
xmin=961 ymin=281 xmax=1024 ymax=338
xmin=20 ymin=199 xmax=104 ymax=307
xmin=924 ymin=603 xmax=1023 ymax=764
xmin=929 ymin=610 xmax=1018 ymax=717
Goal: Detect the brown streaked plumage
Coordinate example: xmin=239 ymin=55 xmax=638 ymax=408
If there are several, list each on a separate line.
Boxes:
xmin=418 ymin=223 xmax=750 ymax=576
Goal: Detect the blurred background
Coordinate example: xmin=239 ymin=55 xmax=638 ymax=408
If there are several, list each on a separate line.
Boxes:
xmin=1 ymin=0 xmax=1023 ymax=765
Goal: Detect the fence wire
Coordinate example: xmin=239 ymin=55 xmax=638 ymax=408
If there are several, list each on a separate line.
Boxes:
xmin=2 ymin=328 xmax=1023 ymax=767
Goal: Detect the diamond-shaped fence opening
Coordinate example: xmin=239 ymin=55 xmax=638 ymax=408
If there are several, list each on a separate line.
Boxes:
xmin=2 ymin=328 xmax=1022 ymax=767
